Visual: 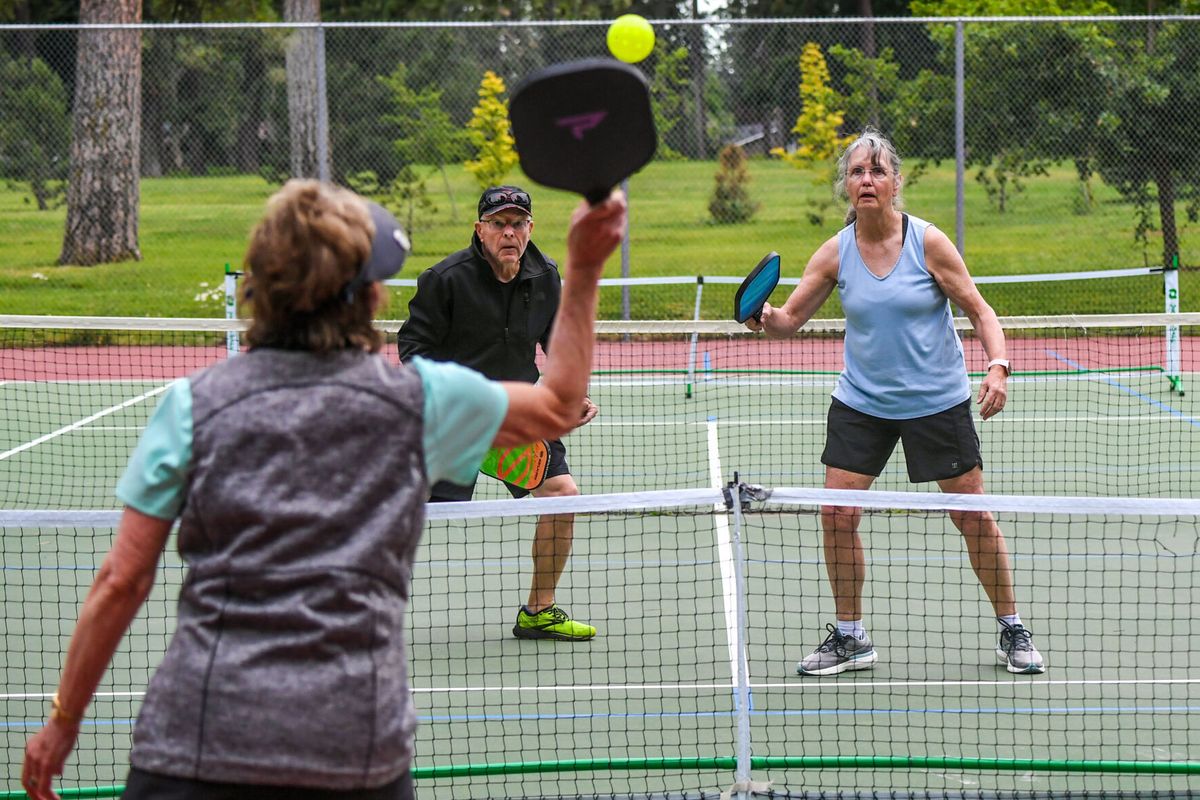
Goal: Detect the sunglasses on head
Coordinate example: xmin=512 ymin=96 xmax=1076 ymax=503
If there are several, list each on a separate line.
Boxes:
xmin=484 ymin=190 xmax=530 ymax=207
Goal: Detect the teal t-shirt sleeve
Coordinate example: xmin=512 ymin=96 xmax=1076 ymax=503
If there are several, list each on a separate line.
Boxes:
xmin=411 ymin=357 xmax=509 ymax=486
xmin=115 ymin=379 xmax=193 ymax=520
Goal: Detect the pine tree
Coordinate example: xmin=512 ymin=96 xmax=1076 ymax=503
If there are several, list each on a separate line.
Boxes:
xmin=708 ymin=144 xmax=759 ymax=225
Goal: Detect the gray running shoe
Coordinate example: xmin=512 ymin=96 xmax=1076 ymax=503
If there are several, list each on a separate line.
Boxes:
xmin=797 ymin=623 xmax=878 ymax=676
xmin=996 ymin=621 xmax=1045 ymax=674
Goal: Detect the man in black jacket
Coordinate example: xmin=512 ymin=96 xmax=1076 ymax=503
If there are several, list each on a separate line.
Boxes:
xmin=397 ymin=186 xmax=598 ymax=641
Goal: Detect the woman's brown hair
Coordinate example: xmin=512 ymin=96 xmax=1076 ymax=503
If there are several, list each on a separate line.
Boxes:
xmin=241 ymin=180 xmax=384 ymax=353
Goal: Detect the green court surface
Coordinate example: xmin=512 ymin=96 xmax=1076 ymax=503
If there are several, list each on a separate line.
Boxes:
xmin=3 ymin=363 xmax=1200 ymax=796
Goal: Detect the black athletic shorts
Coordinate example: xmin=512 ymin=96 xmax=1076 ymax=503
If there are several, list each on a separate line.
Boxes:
xmin=821 ymin=397 xmax=982 ymax=483
xmin=429 ymin=438 xmax=570 ymax=501
xmin=122 ymin=768 xmax=415 ymax=800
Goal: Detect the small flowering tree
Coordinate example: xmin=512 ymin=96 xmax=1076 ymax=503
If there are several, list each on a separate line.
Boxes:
xmin=772 ymin=42 xmax=854 ymax=225
xmin=464 ymin=70 xmax=517 ymax=189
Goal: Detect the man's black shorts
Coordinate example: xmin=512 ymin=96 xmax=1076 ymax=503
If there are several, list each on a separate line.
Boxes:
xmin=821 ymin=397 xmax=982 ymax=483
xmin=429 ymin=438 xmax=570 ymax=501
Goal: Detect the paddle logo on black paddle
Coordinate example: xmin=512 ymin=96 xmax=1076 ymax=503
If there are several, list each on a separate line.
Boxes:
xmin=510 ymin=58 xmax=657 ymax=204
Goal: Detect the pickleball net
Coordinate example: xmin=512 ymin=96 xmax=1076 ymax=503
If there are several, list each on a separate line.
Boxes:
xmin=3 ymin=487 xmax=1199 ymax=798
xmin=3 ymin=312 xmax=1199 ymax=797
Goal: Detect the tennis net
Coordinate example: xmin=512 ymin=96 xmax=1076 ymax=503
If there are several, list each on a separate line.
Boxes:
xmin=3 ymin=486 xmax=1199 ymax=799
xmin=2 ymin=313 xmax=1198 ymax=508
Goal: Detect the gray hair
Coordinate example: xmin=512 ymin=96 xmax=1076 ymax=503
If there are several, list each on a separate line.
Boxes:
xmin=835 ymin=127 xmax=903 ymax=224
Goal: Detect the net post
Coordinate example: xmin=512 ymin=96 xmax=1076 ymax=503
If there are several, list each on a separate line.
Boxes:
xmin=725 ymin=472 xmax=755 ymax=797
xmin=685 ymin=276 xmax=704 ymax=400
xmin=224 ymin=263 xmax=240 ymax=359
xmin=1165 ymin=253 xmax=1183 ymax=395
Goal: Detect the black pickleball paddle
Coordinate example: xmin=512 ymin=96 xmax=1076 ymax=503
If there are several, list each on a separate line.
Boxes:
xmin=510 ymin=58 xmax=657 ymax=205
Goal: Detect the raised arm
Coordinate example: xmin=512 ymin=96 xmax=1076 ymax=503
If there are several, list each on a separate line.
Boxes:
xmin=923 ymin=225 xmax=1009 ymax=419
xmin=22 ymin=507 xmax=173 ymax=799
xmin=746 ymin=236 xmax=839 ymax=338
xmin=495 ymin=193 xmax=626 ymax=447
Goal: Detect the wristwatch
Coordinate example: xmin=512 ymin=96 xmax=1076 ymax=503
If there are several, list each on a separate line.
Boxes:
xmin=987 ymin=358 xmax=1010 ymax=375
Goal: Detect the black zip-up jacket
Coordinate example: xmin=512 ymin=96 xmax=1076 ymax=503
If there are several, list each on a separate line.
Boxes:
xmin=396 ymin=234 xmax=560 ymax=384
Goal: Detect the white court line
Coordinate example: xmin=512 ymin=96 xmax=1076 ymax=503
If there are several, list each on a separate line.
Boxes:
xmin=0 ymin=384 xmax=169 ymax=462
xmin=75 ymin=426 xmax=144 ymax=432
xmin=708 ymin=419 xmax=748 ymax=689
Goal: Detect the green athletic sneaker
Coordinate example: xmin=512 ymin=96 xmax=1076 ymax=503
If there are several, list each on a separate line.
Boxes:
xmin=512 ymin=605 xmax=596 ymax=641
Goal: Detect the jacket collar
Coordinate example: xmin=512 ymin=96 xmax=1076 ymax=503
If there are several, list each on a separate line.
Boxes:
xmin=470 ymin=233 xmax=553 ymax=281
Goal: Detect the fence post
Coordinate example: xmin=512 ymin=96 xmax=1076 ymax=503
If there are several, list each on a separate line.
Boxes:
xmin=315 ymin=23 xmax=330 ymax=184
xmin=955 ymin=19 xmax=965 ymax=256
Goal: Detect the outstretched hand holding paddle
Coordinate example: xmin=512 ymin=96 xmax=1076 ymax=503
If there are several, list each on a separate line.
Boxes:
xmin=510 ymin=58 xmax=656 ymax=204
xmin=735 ymin=251 xmax=782 ymax=330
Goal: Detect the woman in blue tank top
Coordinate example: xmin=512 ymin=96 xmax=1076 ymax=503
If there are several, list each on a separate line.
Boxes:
xmin=21 ymin=182 xmax=628 ymax=800
xmin=746 ymin=128 xmax=1044 ymax=678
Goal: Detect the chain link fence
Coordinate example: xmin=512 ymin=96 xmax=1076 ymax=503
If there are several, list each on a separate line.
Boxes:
xmin=0 ymin=17 xmax=1197 ymax=319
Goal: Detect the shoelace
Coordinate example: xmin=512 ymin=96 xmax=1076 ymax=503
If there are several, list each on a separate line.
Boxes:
xmin=1002 ymin=624 xmax=1035 ymax=653
xmin=814 ymin=623 xmax=851 ymax=655
xmin=533 ymin=606 xmax=568 ymax=624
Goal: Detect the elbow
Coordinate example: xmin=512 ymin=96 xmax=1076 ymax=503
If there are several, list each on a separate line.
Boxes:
xmin=497 ymin=396 xmax=578 ymax=446
xmin=525 ymin=399 xmax=577 ymax=443
xmin=92 ymin=561 xmax=156 ymax=609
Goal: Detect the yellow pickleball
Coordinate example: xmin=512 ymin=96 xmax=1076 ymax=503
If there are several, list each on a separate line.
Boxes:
xmin=607 ymin=14 xmax=655 ymax=64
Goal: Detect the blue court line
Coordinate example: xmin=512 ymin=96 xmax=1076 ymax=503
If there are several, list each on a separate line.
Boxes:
xmin=1 ymin=718 xmax=135 ymax=730
xmin=416 ymin=703 xmax=1200 ymax=724
xmin=1048 ymin=350 xmax=1200 ymax=429
xmin=757 ymin=550 xmax=1193 ymax=568
xmin=755 ymin=704 xmax=1200 ymax=719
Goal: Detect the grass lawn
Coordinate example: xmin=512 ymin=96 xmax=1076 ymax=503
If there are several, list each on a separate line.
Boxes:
xmin=0 ymin=159 xmax=1194 ymax=320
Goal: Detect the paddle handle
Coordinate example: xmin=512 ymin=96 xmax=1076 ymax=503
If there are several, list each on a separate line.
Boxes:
xmin=585 ymin=187 xmax=611 ymax=206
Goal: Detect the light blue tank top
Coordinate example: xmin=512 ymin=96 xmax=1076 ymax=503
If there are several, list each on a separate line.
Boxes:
xmin=832 ymin=214 xmax=970 ymax=420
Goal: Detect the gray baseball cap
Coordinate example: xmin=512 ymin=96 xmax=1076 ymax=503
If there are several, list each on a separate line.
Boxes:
xmin=342 ymin=202 xmax=410 ymax=301
xmin=361 ymin=201 xmax=411 ymax=282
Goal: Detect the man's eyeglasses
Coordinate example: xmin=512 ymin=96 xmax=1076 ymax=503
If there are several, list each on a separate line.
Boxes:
xmin=483 ymin=189 xmax=531 ymax=208
xmin=481 ymin=218 xmax=531 ymax=232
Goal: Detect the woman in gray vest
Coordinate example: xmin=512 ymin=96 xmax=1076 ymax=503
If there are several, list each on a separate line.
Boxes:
xmin=746 ymin=128 xmax=1044 ymax=678
xmin=21 ymin=180 xmax=627 ymax=800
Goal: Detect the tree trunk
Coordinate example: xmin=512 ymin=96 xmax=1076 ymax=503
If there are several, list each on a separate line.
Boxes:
xmin=235 ymin=39 xmax=266 ymax=173
xmin=59 ymin=0 xmax=142 ymax=266
xmin=13 ymin=0 xmax=35 ymax=59
xmin=140 ymin=31 xmax=178 ymax=179
xmin=1154 ymin=162 xmax=1178 ymax=270
xmin=1146 ymin=0 xmax=1157 ymax=55
xmin=284 ymin=0 xmax=326 ymax=179
xmin=767 ymin=106 xmax=786 ymax=153
xmin=859 ymin=0 xmax=880 ymax=128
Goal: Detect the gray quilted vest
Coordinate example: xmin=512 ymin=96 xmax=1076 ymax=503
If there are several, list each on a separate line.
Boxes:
xmin=130 ymin=348 xmax=427 ymax=789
